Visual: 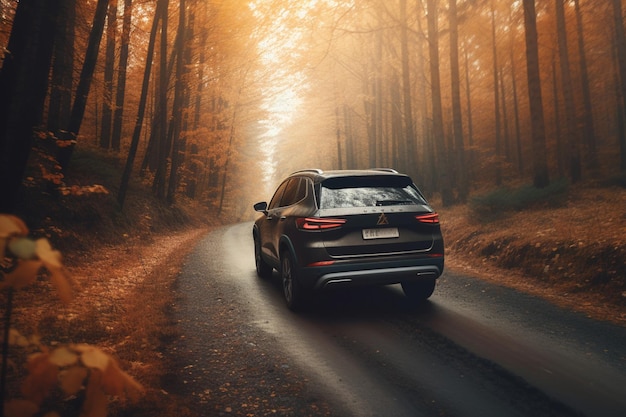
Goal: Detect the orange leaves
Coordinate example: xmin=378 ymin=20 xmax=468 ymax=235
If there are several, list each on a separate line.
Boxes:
xmin=0 ymin=214 xmax=74 ymax=303
xmin=13 ymin=344 xmax=144 ymax=417
xmin=57 ymin=184 xmax=110 ymax=196
xmin=1 ymin=215 xmax=147 ymax=417
xmin=1 ymin=215 xmax=145 ymax=417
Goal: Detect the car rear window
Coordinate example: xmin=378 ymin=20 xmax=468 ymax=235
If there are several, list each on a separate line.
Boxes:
xmin=319 ymin=176 xmax=427 ymax=209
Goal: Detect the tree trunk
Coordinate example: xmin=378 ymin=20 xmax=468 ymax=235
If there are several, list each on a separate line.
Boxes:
xmin=427 ymin=0 xmax=453 ymax=206
xmin=0 ymin=0 xmax=61 ymax=212
xmin=100 ymin=0 xmax=117 ymax=149
xmin=344 ymin=104 xmax=355 ymax=169
xmin=555 ymin=0 xmax=581 ymax=182
xmin=490 ymin=2 xmax=503 ymax=186
xmin=573 ymin=0 xmax=597 ymax=169
xmin=464 ymin=46 xmax=475 ymax=187
xmin=117 ymin=0 xmax=167 ymax=208
xmin=400 ymin=0 xmax=416 ymax=177
xmin=523 ymin=0 xmax=550 ymax=188
xmin=48 ymin=0 xmax=76 ymax=135
xmin=552 ymin=52 xmax=565 ymax=177
xmin=153 ymin=0 xmax=170 ymax=199
xmin=449 ymin=0 xmax=467 ymax=202
xmin=111 ymin=0 xmax=133 ymax=151
xmin=56 ymin=0 xmax=110 ymax=171
xmin=611 ymin=0 xmax=626 ymax=172
xmin=335 ymin=104 xmax=343 ymax=169
xmin=166 ymin=0 xmax=187 ymax=204
xmin=508 ymin=4 xmax=523 ymax=175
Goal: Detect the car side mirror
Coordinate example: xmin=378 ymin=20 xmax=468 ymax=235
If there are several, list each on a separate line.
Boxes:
xmin=253 ymin=201 xmax=268 ymax=213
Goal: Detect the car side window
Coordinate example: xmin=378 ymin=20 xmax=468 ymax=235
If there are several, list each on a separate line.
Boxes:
xmin=268 ymin=180 xmax=289 ymax=210
xmin=295 ymin=178 xmax=309 ymax=202
xmin=280 ymin=178 xmax=302 ymax=207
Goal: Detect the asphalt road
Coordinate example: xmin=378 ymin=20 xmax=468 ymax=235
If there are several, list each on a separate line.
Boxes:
xmin=168 ymin=222 xmax=626 ymax=417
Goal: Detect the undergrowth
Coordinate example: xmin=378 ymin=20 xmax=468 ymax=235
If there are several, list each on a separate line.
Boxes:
xmin=469 ymin=179 xmax=570 ymax=220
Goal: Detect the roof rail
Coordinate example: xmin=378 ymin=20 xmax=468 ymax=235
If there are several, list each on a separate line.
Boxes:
xmin=370 ymin=168 xmax=399 ymax=173
xmin=291 ymin=168 xmax=323 ymax=175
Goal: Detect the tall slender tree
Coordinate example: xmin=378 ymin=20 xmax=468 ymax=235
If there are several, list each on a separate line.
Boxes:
xmin=523 ymin=0 xmax=550 ymax=187
xmin=0 ymin=0 xmax=62 ymax=212
xmin=555 ymin=0 xmax=581 ymax=182
xmin=167 ymin=0 xmax=187 ymax=204
xmin=100 ymin=0 xmax=117 ymax=149
xmin=56 ymin=0 xmax=110 ymax=171
xmin=427 ymin=0 xmax=453 ymax=205
xmin=611 ymin=0 xmax=626 ymax=171
xmin=449 ymin=0 xmax=467 ymax=202
xmin=573 ymin=0 xmax=597 ymax=169
xmin=118 ymin=0 xmax=167 ymax=207
xmin=48 ymin=0 xmax=76 ymax=136
xmin=111 ymin=0 xmax=133 ymax=151
xmin=490 ymin=1 xmax=503 ymax=186
xmin=400 ymin=0 xmax=416 ymax=178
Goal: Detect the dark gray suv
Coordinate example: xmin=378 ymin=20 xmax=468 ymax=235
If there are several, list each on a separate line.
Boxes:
xmin=252 ymin=169 xmax=444 ymax=310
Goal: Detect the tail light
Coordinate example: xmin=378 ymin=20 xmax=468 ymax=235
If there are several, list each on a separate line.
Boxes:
xmin=415 ymin=213 xmax=439 ymax=224
xmin=296 ymin=217 xmax=346 ymax=230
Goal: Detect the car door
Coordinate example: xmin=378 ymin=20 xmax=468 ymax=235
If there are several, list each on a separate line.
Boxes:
xmin=259 ymin=178 xmax=301 ymax=264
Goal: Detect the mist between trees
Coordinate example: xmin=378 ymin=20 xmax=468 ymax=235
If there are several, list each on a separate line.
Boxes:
xmin=0 ymin=0 xmax=625 ymax=215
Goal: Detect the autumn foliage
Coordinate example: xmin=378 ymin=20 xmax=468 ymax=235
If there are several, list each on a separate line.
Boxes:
xmin=0 ymin=214 xmax=143 ymax=417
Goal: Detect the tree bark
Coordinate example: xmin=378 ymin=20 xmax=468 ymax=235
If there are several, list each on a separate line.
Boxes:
xmin=100 ymin=0 xmax=117 ymax=149
xmin=523 ymin=0 xmax=550 ymax=188
xmin=573 ymin=0 xmax=597 ymax=169
xmin=449 ymin=0 xmax=467 ymax=202
xmin=118 ymin=0 xmax=167 ymax=208
xmin=400 ymin=0 xmax=416 ymax=177
xmin=153 ymin=0 xmax=170 ymax=199
xmin=56 ymin=0 xmax=110 ymax=171
xmin=0 ymin=0 xmax=61 ymax=212
xmin=111 ymin=0 xmax=133 ymax=151
xmin=490 ymin=1 xmax=503 ymax=186
xmin=167 ymin=0 xmax=187 ymax=204
xmin=48 ymin=0 xmax=76 ymax=135
xmin=555 ymin=0 xmax=581 ymax=182
xmin=427 ymin=0 xmax=453 ymax=205
xmin=611 ymin=0 xmax=626 ymax=172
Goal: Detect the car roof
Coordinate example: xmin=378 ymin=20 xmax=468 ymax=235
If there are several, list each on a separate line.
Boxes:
xmin=288 ymin=168 xmax=407 ymax=183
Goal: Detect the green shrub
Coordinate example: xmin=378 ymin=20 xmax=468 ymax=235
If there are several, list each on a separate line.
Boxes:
xmin=470 ymin=179 xmax=569 ymax=218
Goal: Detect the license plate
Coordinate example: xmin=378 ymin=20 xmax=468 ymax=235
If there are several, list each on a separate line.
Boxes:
xmin=362 ymin=227 xmax=399 ymax=240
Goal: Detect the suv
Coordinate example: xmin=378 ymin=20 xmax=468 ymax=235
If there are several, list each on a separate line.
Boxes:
xmin=252 ymin=169 xmax=444 ymax=310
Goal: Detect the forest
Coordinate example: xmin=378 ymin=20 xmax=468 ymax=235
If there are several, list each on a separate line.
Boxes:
xmin=1 ymin=1 xmax=626 ymax=416
xmin=1 ymin=0 xmax=625 ymax=218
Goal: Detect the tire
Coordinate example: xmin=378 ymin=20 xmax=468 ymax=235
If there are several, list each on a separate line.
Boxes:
xmin=402 ymin=279 xmax=436 ymax=301
xmin=280 ymin=251 xmax=306 ymax=311
xmin=254 ymin=236 xmax=272 ymax=279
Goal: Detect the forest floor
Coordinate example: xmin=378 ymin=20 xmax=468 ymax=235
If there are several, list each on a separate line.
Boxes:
xmin=4 ymin=159 xmax=626 ymax=415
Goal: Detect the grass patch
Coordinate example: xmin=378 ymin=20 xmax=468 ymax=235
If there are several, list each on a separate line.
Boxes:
xmin=470 ymin=179 xmax=569 ymax=220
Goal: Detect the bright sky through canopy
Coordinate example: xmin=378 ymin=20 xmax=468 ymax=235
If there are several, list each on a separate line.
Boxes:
xmin=248 ymin=0 xmax=318 ymax=184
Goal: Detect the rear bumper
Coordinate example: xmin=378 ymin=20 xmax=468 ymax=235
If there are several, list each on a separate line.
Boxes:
xmin=297 ymin=258 xmax=444 ymax=291
xmin=314 ymin=265 xmax=441 ymax=290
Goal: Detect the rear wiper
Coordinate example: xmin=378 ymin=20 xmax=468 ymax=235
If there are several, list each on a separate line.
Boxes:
xmin=375 ymin=200 xmax=413 ymax=206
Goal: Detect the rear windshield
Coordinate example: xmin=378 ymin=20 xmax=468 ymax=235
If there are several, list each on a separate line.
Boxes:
xmin=318 ymin=176 xmax=427 ymax=209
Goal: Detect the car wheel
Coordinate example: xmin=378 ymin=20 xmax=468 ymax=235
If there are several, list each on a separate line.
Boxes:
xmin=281 ymin=251 xmax=305 ymax=311
xmin=402 ymin=279 xmax=436 ymax=301
xmin=254 ymin=236 xmax=272 ymax=279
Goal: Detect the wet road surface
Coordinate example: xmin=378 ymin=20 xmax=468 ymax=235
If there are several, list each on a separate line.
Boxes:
xmin=169 ymin=223 xmax=626 ymax=416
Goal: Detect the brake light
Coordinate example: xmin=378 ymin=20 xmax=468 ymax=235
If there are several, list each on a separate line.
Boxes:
xmin=296 ymin=217 xmax=346 ymax=230
xmin=415 ymin=213 xmax=439 ymax=224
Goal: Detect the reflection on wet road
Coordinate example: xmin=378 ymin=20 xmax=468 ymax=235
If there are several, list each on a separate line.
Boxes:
xmin=181 ymin=222 xmax=626 ymax=417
